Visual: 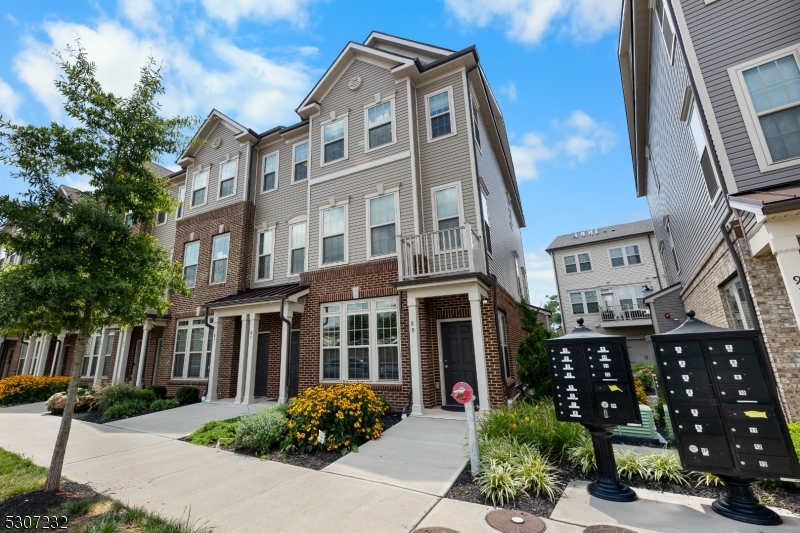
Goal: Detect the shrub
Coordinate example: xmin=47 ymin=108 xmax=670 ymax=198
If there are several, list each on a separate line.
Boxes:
xmin=474 ymin=459 xmax=525 ymax=506
xmin=789 ymin=423 xmax=800 ymax=459
xmin=0 ymin=375 xmax=71 ymax=406
xmin=149 ymin=398 xmax=179 ymax=412
xmin=94 ymin=383 xmax=141 ymax=412
xmin=643 ymin=451 xmax=687 ymax=485
xmin=566 ymin=432 xmax=596 ymax=473
xmin=176 ymin=386 xmax=200 ymax=404
xmin=187 ymin=418 xmax=239 ymax=446
xmin=235 ymin=404 xmax=289 ymax=454
xmin=693 ymin=471 xmax=723 ymax=487
xmin=478 ymin=400 xmax=586 ymax=455
xmin=633 ymin=363 xmax=655 ymax=392
xmin=46 ymin=388 xmax=96 ymax=415
xmin=615 ymin=450 xmax=650 ymax=480
xmin=284 ymin=383 xmax=389 ymax=453
xmin=516 ymin=301 xmax=554 ymax=399
xmin=102 ymin=399 xmax=148 ymax=420
xmin=634 ymin=376 xmax=649 ymax=406
xmin=138 ymin=388 xmax=157 ymax=405
xmin=145 ymin=385 xmax=167 ymax=400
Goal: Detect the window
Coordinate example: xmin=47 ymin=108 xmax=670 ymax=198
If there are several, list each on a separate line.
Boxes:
xmin=173 ymin=319 xmax=213 ymax=379
xmin=585 ymin=291 xmax=599 ymax=314
xmin=321 ymin=205 xmax=346 ymax=264
xmin=609 ymin=248 xmax=625 ymax=267
xmin=570 ymin=293 xmax=584 ymax=314
xmin=15 ymin=343 xmax=28 ymax=375
xmin=210 ymin=234 xmax=230 ymax=284
xmin=625 ymin=245 xmax=641 ymax=265
xmin=191 ymin=169 xmax=208 ymax=207
xmin=293 ymin=142 xmax=308 ymax=182
xmin=183 ymin=241 xmax=200 ymax=288
xmin=665 ymin=218 xmax=680 ymax=272
xmin=472 ymin=103 xmax=481 ymax=150
xmin=427 ymin=88 xmax=454 ymax=140
xmin=323 ymin=118 xmax=346 ymax=164
xmin=218 ymin=160 xmax=237 ymax=198
xmin=102 ymin=331 xmax=114 ymax=376
xmin=155 ymin=211 xmax=167 ymax=225
xmin=262 ymin=153 xmax=278 ymax=192
xmin=320 ymin=298 xmax=399 ymax=382
xmin=369 ymin=193 xmax=397 ymax=257
xmin=366 ymin=100 xmax=394 ymax=150
xmin=578 ymin=253 xmax=592 ymax=271
xmin=433 ymin=184 xmax=462 ymax=249
xmin=289 ymin=221 xmax=306 ymax=275
xmin=514 ymin=253 xmax=525 ymax=299
xmin=507 ymin=193 xmax=514 ymax=229
xmin=741 ymin=55 xmax=800 ymax=163
xmin=688 ymin=104 xmax=720 ymax=199
xmin=28 ymin=339 xmax=41 ymax=375
xmin=256 ymin=229 xmax=274 ymax=281
xmin=481 ymin=190 xmax=492 ymax=255
xmin=498 ymin=312 xmax=510 ymax=379
xmin=564 ymin=255 xmax=577 ymax=273
xmin=176 ymin=186 xmax=185 ymax=220
xmin=654 ymin=0 xmax=675 ymax=62
xmin=609 ymin=245 xmax=642 ymax=267
xmin=723 ymin=278 xmax=754 ymax=329
xmin=616 ymin=286 xmax=647 ymax=310
xmin=82 ymin=332 xmax=102 ymax=377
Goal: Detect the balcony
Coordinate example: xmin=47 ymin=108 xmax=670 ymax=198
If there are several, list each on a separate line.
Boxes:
xmin=397 ymin=223 xmax=486 ymax=281
xmin=599 ymin=304 xmax=652 ymax=327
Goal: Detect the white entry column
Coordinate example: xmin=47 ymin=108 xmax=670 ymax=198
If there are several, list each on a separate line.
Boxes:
xmin=468 ymin=291 xmax=491 ymax=412
xmin=135 ymin=320 xmax=153 ymax=388
xmin=277 ymin=310 xmax=293 ymax=404
xmin=406 ymin=296 xmax=423 ymax=416
xmin=50 ymin=333 xmax=67 ymax=376
xmin=34 ymin=336 xmax=53 ymax=376
xmin=21 ymin=336 xmax=36 ymax=375
xmin=112 ymin=328 xmax=132 ymax=384
xmin=766 ymin=218 xmax=800 ymax=330
xmin=234 ymin=314 xmax=251 ymax=404
xmin=206 ymin=317 xmax=223 ymax=402
xmin=93 ymin=328 xmax=110 ymax=386
xmin=243 ymin=313 xmax=260 ymax=405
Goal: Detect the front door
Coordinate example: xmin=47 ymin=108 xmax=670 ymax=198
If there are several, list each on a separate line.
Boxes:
xmin=59 ymin=346 xmax=70 ymax=376
xmin=441 ymin=321 xmax=478 ymax=406
xmin=254 ymin=333 xmax=269 ymax=397
xmin=288 ymin=331 xmax=300 ymax=398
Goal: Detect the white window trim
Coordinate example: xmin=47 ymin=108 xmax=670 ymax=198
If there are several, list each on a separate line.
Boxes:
xmin=209 ymin=233 xmax=230 ymax=285
xmin=654 ymin=0 xmax=676 ymax=63
xmin=569 ymin=292 xmax=585 ymax=315
xmin=607 ymin=244 xmax=644 ymax=268
xmin=363 ymin=95 xmax=397 ymax=153
xmin=292 ymin=139 xmax=309 ymax=184
xmin=216 ymin=157 xmax=239 ymax=200
xmin=176 ymin=185 xmax=186 ymax=220
xmin=81 ymin=333 xmax=101 ymax=377
xmin=480 ymin=188 xmax=492 ymax=257
xmin=424 ymin=85 xmax=457 ymax=143
xmin=563 ymin=254 xmax=578 ymax=274
xmin=577 ymin=252 xmax=593 ymax=272
xmin=183 ymin=241 xmax=200 ymax=289
xmin=261 ymin=150 xmax=280 ymax=194
xmin=254 ymin=225 xmax=276 ymax=282
xmin=318 ymin=297 xmax=401 ymax=384
xmin=318 ymin=199 xmax=349 ymax=267
xmin=723 ymin=278 xmax=753 ymax=329
xmin=687 ymin=102 xmax=723 ymax=204
xmin=172 ymin=318 xmax=214 ymax=381
xmin=365 ymin=188 xmax=401 ymax=260
xmin=155 ymin=211 xmax=167 ymax=226
xmin=728 ymin=45 xmax=800 ymax=173
xmin=319 ymin=114 xmax=349 ymax=167
xmin=190 ymin=168 xmax=209 ymax=208
xmin=287 ymin=216 xmax=308 ymax=278
xmin=430 ymin=180 xmax=465 ymax=234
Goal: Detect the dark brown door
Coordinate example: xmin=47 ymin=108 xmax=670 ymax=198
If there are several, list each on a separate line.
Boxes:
xmin=441 ymin=321 xmax=478 ymax=406
xmin=254 ymin=333 xmax=269 ymax=397
xmin=59 ymin=346 xmax=70 ymax=376
xmin=288 ymin=331 xmax=300 ymax=398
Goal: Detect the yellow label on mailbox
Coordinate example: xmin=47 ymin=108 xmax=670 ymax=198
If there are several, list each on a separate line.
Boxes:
xmin=743 ymin=410 xmax=768 ymax=419
xmin=608 ymin=384 xmax=623 ymax=392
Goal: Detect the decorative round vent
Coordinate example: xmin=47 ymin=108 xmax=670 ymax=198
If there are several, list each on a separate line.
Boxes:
xmin=348 ymin=76 xmax=362 ymax=90
xmin=211 ymin=137 xmax=222 ymax=149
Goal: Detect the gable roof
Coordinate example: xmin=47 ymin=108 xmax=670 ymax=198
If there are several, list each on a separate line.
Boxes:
xmin=363 ymin=32 xmax=454 ymax=63
xmin=546 ymin=219 xmax=655 ymax=252
xmin=147 ymin=162 xmax=174 ymax=178
xmin=177 ymin=109 xmax=259 ymax=165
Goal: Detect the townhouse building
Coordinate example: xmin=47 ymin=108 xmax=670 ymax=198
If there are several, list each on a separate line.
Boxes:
xmin=1 ymin=33 xmax=530 ymax=414
xmin=547 ymin=220 xmax=675 ymax=363
xmin=619 ymin=0 xmax=800 ymax=420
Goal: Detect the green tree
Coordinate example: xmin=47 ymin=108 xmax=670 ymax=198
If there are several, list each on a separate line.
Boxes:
xmin=516 ymin=299 xmax=554 ymax=399
xmin=542 ymin=294 xmax=562 ymax=334
xmin=0 ymin=46 xmax=194 ymax=491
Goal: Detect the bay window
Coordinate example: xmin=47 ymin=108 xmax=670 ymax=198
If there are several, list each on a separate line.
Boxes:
xmin=173 ymin=319 xmax=214 ymax=379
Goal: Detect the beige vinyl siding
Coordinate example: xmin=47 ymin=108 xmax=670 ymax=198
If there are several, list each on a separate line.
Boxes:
xmin=183 ymin=122 xmax=247 ymax=219
xmin=409 ymin=79 xmax=424 ymax=234
xmin=651 ymin=288 xmax=685 ymax=334
xmin=251 ymin=132 xmax=310 ymax=286
xmin=151 ymin=179 xmax=183 ymax=252
xmin=309 ymin=59 xmax=410 ymax=179
xmin=308 ymin=158 xmax=413 ymax=268
xmin=416 ymin=70 xmax=476 ymax=234
xmin=473 ymin=94 xmax=525 ymax=299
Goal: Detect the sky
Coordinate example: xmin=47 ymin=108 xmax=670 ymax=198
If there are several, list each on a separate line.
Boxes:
xmin=0 ymin=0 xmax=649 ymax=307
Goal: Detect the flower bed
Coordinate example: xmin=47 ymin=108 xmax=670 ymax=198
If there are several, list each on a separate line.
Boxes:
xmin=0 ymin=375 xmax=71 ymax=406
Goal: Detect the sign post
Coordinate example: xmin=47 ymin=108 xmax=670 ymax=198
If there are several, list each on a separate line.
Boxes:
xmin=452 ymin=381 xmax=480 ymax=473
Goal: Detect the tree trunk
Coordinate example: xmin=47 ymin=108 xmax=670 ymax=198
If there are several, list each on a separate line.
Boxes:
xmin=43 ymin=313 xmax=91 ymax=492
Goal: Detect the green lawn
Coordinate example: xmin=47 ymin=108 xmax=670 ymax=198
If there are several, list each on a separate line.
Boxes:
xmin=0 ymin=447 xmax=47 ymax=500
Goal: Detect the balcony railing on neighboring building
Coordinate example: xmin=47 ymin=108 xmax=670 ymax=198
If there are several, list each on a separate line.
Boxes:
xmin=397 ymin=223 xmax=485 ymax=281
xmin=600 ymin=304 xmax=651 ymax=322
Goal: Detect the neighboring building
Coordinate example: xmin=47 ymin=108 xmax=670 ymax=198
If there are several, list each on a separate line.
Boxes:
xmin=1 ymin=33 xmax=531 ymax=415
xmin=546 ymin=220 xmax=671 ymax=364
xmin=619 ymin=0 xmax=800 ymax=420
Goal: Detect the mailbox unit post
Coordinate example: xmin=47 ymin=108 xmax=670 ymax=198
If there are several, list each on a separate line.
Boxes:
xmin=651 ymin=311 xmax=800 ymax=526
xmin=545 ymin=318 xmax=642 ymax=502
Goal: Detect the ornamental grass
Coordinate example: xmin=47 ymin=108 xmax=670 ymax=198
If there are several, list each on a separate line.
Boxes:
xmin=283 ymin=382 xmax=389 ymax=454
xmin=0 ymin=375 xmax=71 ymax=407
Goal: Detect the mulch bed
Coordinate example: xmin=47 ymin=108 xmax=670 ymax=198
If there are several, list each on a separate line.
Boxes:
xmin=446 ymin=460 xmax=800 ymax=518
xmin=0 ymin=481 xmax=97 ymax=517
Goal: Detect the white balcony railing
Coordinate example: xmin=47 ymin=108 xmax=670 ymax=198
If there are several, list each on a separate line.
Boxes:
xmin=397 ymin=223 xmax=486 ymax=281
xmin=600 ymin=304 xmax=651 ymax=322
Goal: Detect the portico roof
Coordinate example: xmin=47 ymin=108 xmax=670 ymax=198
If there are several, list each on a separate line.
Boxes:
xmin=204 ymin=282 xmax=310 ymax=309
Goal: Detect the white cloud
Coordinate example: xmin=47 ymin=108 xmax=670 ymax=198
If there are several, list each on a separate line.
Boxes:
xmin=0 ymin=79 xmax=23 ymax=123
xmin=444 ymin=0 xmax=620 ymax=44
xmin=525 ymin=250 xmax=556 ymax=307
xmin=557 ymin=110 xmax=615 ymax=161
xmin=201 ymin=0 xmax=314 ymax=27
xmin=499 ymin=81 xmax=517 ymax=101
xmin=511 ymin=133 xmax=556 ymax=181
xmin=120 ymin=0 xmax=159 ymax=30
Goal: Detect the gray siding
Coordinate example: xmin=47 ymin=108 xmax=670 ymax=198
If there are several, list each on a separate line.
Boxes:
xmin=151 ymin=178 xmax=184 ymax=252
xmin=182 ymin=122 xmax=247 ymax=219
xmin=651 ymin=288 xmax=685 ymax=334
xmin=682 ymin=0 xmax=800 ymax=191
xmin=645 ymin=9 xmax=728 ymax=288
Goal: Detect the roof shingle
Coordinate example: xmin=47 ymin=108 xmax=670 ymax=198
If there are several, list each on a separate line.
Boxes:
xmin=545 ymin=219 xmax=654 ymax=252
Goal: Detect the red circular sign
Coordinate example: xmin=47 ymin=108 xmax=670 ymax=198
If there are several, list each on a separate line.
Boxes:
xmin=451 ymin=382 xmax=474 ymax=404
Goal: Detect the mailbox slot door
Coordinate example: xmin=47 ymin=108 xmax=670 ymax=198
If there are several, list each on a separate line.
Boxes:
xmin=718 ymin=382 xmax=771 ymax=402
xmin=737 ymin=454 xmax=795 ymax=476
xmin=676 ymin=418 xmax=725 ymax=436
xmin=733 ymin=437 xmax=792 ymax=457
xmin=680 ymin=435 xmax=735 ymax=469
xmin=671 ymin=402 xmax=721 ymax=420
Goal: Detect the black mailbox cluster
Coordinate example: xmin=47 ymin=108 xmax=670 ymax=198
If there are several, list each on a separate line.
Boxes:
xmin=547 ymin=321 xmax=641 ymax=426
xmin=651 ymin=315 xmax=800 ymax=481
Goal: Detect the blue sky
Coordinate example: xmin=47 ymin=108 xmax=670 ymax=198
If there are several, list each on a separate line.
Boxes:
xmin=0 ymin=0 xmax=648 ymax=305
